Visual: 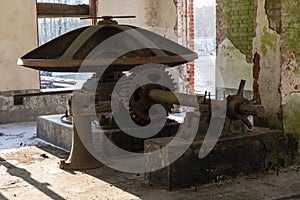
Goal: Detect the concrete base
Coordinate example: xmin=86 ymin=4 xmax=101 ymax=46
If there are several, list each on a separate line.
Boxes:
xmin=145 ymin=128 xmax=282 ymax=189
xmin=37 ymin=115 xmax=73 ymax=151
xmin=37 ymin=115 xmax=282 ymax=189
xmin=37 ymin=114 xmax=180 ymax=153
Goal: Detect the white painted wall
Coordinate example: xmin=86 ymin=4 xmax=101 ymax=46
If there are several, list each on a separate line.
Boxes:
xmin=216 ymin=39 xmax=253 ymax=91
xmin=98 ymin=0 xmax=146 ymax=27
xmin=98 ymin=0 xmax=182 ymax=92
xmin=0 ymin=0 xmax=39 ymax=91
xmin=97 ymin=0 xmax=177 ymax=40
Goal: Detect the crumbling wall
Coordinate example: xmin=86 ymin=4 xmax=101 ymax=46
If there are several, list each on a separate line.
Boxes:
xmin=216 ymin=0 xmax=282 ymax=128
xmin=265 ymin=0 xmax=281 ymax=34
xmin=216 ymin=0 xmax=254 ymax=94
xmin=216 ymin=0 xmax=255 ymax=62
xmin=225 ymin=0 xmax=255 ymax=63
xmin=0 ymin=90 xmax=71 ymax=124
xmin=175 ymin=0 xmax=194 ymax=93
xmin=252 ymin=0 xmax=282 ymax=129
xmin=216 ymin=39 xmax=253 ymax=92
xmin=216 ymin=0 xmax=300 ymax=142
xmin=144 ymin=0 xmax=178 ymax=41
xmin=280 ymin=0 xmax=300 ymax=140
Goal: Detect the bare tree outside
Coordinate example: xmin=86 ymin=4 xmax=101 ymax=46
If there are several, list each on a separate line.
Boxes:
xmin=37 ymin=0 xmax=91 ymax=89
xmin=38 ymin=0 xmax=90 ymax=45
xmin=194 ymin=0 xmax=216 ymax=96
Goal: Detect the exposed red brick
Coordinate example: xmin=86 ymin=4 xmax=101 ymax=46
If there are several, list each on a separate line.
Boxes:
xmin=253 ymin=52 xmax=261 ymax=102
xmin=176 ymin=0 xmax=194 ymax=91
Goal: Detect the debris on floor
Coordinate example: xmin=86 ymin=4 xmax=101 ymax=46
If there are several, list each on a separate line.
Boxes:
xmin=0 ymin=122 xmax=300 ymax=200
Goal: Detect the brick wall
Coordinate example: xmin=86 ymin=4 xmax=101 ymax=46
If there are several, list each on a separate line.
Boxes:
xmin=281 ymin=0 xmax=300 ymax=66
xmin=280 ymin=0 xmax=300 ymax=137
xmin=176 ymin=0 xmax=195 ymax=93
xmin=280 ymin=0 xmax=300 ymax=94
xmin=216 ymin=0 xmax=255 ymax=62
xmin=216 ymin=0 xmax=300 ymax=141
xmin=265 ymin=0 xmax=281 ymax=33
xmin=216 ymin=0 xmax=226 ymax=56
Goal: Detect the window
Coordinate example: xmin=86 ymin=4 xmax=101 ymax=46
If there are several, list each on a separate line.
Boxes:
xmin=37 ymin=0 xmax=96 ymax=89
xmin=193 ymin=0 xmax=216 ymax=97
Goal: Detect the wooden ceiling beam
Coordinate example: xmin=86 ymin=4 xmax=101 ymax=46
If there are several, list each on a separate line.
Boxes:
xmin=37 ymin=3 xmax=90 ymax=18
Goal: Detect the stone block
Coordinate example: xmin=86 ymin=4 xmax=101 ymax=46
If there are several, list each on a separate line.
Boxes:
xmin=37 ymin=115 xmax=73 ymax=151
xmin=37 ymin=114 xmax=180 ymax=154
xmin=145 ymin=128 xmax=282 ymax=189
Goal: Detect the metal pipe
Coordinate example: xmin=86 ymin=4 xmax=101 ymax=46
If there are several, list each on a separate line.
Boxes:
xmin=237 ymin=79 xmax=246 ymax=96
xmin=148 ymin=89 xmax=204 ymax=108
xmin=149 ymin=88 xmax=265 ymax=118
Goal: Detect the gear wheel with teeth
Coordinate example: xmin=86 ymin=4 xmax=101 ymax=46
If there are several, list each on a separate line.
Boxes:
xmin=119 ymin=65 xmax=177 ymax=125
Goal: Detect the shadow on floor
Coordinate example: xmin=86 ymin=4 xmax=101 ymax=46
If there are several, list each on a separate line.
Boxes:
xmin=0 ymin=156 xmax=66 ymax=200
xmin=36 ymin=144 xmax=181 ymax=200
xmin=0 ymin=192 xmax=9 ymax=200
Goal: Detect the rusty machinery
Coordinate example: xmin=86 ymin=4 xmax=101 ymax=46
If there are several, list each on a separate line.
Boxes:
xmin=18 ymin=16 xmax=265 ymax=170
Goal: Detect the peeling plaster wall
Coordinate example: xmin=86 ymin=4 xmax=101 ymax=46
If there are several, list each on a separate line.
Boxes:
xmin=0 ymin=90 xmax=71 ymax=124
xmin=216 ymin=39 xmax=253 ymax=91
xmin=253 ymin=0 xmax=282 ymax=129
xmin=97 ymin=0 xmax=177 ymax=40
xmin=0 ymin=0 xmax=39 ymax=91
xmin=216 ymin=0 xmax=254 ymax=95
xmin=280 ymin=0 xmax=300 ymax=139
xmin=265 ymin=0 xmax=281 ymax=34
xmin=216 ymin=0 xmax=282 ymax=129
xmin=216 ymin=0 xmax=300 ymax=143
xmin=283 ymin=94 xmax=300 ymax=136
xmin=224 ymin=0 xmax=255 ymax=63
xmin=145 ymin=0 xmax=178 ymax=41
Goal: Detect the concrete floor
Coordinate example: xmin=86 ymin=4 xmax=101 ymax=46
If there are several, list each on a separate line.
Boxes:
xmin=0 ymin=122 xmax=300 ymax=200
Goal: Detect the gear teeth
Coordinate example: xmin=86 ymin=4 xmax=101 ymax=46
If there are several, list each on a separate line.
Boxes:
xmin=118 ymin=65 xmax=177 ymax=125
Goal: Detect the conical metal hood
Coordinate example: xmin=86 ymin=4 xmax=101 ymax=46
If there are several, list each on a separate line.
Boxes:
xmin=18 ymin=18 xmax=198 ymax=72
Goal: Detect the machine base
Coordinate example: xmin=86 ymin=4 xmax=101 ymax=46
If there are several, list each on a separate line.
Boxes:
xmin=145 ymin=128 xmax=282 ymax=189
xmin=37 ymin=114 xmax=180 ymax=155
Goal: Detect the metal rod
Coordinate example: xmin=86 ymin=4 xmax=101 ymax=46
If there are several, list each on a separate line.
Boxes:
xmin=148 ymin=89 xmax=204 ymax=108
xmin=237 ymin=79 xmax=246 ymax=96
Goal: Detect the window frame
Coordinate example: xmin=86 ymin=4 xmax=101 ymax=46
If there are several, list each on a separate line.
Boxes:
xmin=36 ymin=0 xmax=97 ymax=25
xmin=36 ymin=0 xmax=97 ymax=89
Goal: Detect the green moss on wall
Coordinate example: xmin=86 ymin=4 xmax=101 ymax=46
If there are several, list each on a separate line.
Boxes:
xmin=284 ymin=113 xmax=300 ymax=139
xmin=256 ymin=116 xmax=283 ymax=130
xmin=293 ymin=67 xmax=300 ymax=75
xmin=283 ymin=94 xmax=300 ymax=145
xmin=264 ymin=136 xmax=286 ymax=170
xmin=225 ymin=0 xmax=254 ymax=62
xmin=261 ymin=26 xmax=278 ymax=56
xmin=265 ymin=0 xmax=282 ymax=33
xmin=282 ymin=0 xmax=300 ymax=65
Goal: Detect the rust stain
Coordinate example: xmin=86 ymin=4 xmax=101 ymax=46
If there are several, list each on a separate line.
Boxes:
xmin=253 ymin=52 xmax=261 ymax=102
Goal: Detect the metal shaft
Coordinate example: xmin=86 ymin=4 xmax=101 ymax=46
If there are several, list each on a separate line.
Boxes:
xmin=148 ymin=89 xmax=204 ymax=108
xmin=149 ymin=88 xmax=264 ymax=117
xmin=238 ymin=103 xmax=265 ymax=117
